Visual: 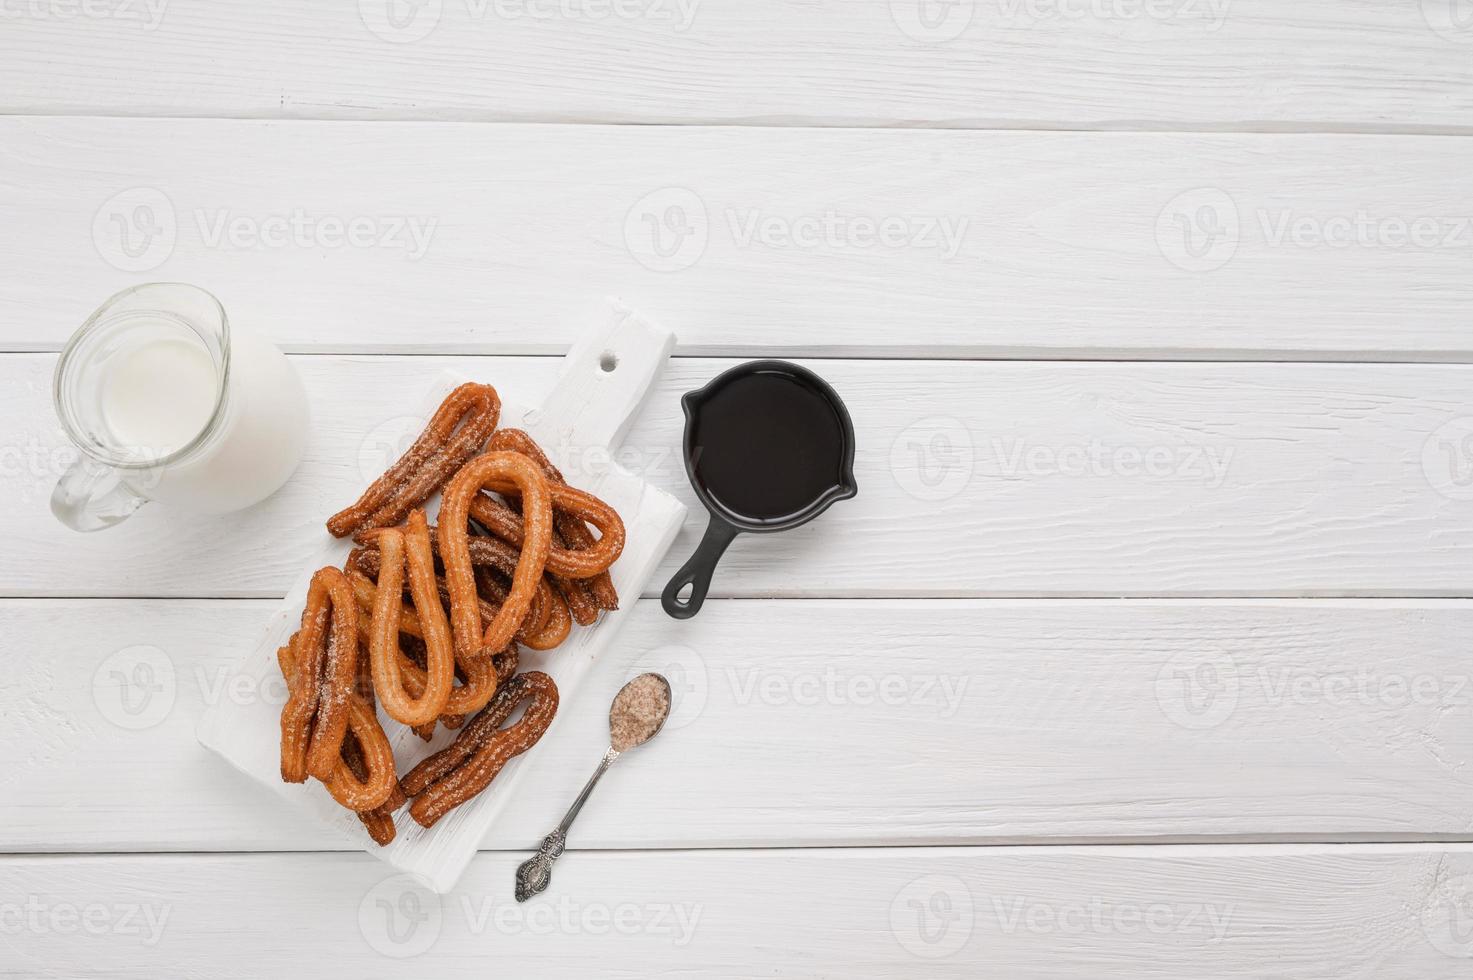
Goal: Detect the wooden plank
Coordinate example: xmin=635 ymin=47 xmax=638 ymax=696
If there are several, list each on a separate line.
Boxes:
xmin=4 ymin=118 xmax=1473 ymax=358
xmin=3 ymin=354 xmax=1471 ymax=598
xmin=0 ymin=2 xmax=1471 ymax=130
xmin=6 ymin=598 xmax=1471 ymax=852
xmin=3 ymin=845 xmax=1469 ymax=977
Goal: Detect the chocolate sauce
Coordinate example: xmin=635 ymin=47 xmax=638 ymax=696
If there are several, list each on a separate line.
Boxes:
xmin=689 ymin=369 xmax=847 ymax=524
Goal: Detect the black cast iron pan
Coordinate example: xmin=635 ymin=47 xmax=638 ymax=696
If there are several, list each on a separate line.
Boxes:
xmin=661 ymin=359 xmax=857 ymax=619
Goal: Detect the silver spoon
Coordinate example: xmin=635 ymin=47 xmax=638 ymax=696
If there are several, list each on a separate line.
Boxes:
xmin=515 ymin=672 xmax=672 ymax=902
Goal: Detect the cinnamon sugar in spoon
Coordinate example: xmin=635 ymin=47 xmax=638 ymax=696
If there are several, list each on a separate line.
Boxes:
xmin=515 ymin=673 xmax=672 ymax=901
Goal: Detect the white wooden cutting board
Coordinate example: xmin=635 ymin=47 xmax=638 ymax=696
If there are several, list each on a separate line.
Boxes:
xmin=197 ymin=302 xmax=686 ymax=892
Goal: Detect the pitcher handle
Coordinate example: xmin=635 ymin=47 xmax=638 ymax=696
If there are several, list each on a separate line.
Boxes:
xmin=51 ymin=455 xmax=149 ymax=531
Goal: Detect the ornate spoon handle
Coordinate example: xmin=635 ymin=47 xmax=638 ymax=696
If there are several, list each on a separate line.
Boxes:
xmin=515 ymin=748 xmax=619 ymax=902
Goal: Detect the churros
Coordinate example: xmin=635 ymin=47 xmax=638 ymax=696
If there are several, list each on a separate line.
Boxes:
xmin=278 ymin=569 xmax=397 ymax=814
xmin=367 ymin=510 xmax=456 ymax=726
xmin=283 ymin=383 xmax=624 ymax=845
xmin=438 ymin=452 xmax=555 ymax=660
xmin=326 ymin=382 xmax=500 ymax=538
xmin=402 ymin=671 xmax=560 ymax=828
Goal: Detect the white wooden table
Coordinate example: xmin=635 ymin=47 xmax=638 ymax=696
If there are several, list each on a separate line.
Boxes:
xmin=3 ymin=4 xmax=1473 ymax=976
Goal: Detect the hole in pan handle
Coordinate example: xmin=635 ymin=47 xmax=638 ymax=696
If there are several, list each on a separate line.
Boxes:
xmin=660 ymin=517 xmax=739 ymax=619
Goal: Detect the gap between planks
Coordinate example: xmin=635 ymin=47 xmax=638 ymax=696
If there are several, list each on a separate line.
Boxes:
xmin=14 ymin=347 xmax=1473 ymax=363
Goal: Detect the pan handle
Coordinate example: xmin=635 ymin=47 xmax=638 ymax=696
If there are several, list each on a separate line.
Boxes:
xmin=661 ymin=518 xmax=739 ymax=619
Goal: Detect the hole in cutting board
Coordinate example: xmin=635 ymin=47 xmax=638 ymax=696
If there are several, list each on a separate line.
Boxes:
xmin=599 ymin=351 xmax=619 ymax=373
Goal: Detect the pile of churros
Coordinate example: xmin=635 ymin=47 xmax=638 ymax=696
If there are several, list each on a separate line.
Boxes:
xmin=277 ymin=382 xmax=625 ymax=845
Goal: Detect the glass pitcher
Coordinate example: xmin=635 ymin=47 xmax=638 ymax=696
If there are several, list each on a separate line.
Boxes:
xmin=52 ymin=283 xmax=309 ymax=531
